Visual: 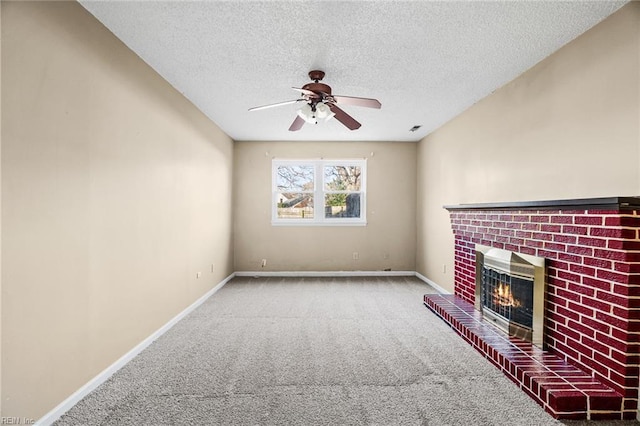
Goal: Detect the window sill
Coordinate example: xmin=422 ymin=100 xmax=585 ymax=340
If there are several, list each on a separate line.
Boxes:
xmin=271 ymin=221 xmax=367 ymax=227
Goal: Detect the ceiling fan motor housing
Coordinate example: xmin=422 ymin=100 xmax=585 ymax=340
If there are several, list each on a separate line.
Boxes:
xmin=302 ymin=82 xmax=332 ymax=97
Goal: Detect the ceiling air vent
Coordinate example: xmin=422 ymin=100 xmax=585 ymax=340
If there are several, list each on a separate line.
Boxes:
xmin=409 ymin=125 xmax=422 ymax=132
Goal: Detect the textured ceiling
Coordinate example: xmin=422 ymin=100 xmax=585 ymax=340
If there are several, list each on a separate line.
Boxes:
xmin=79 ymin=1 xmax=627 ymax=142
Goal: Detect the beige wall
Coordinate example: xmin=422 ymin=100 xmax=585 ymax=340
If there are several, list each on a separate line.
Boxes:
xmin=234 ymin=141 xmax=417 ymax=272
xmin=416 ymin=3 xmax=640 ymax=292
xmin=2 ymin=1 xmax=234 ymax=419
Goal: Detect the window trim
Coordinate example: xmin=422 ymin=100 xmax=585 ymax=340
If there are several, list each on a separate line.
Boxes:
xmin=272 ymin=158 xmax=367 ymax=226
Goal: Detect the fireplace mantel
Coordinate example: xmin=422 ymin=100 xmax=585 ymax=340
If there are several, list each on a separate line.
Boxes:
xmin=444 ymin=196 xmax=640 ymax=211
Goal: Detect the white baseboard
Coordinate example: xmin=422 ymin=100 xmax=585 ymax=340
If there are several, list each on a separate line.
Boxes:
xmin=414 ymin=272 xmax=451 ymax=294
xmin=35 ymin=273 xmax=236 ymax=426
xmin=234 ymin=270 xmax=415 ymax=277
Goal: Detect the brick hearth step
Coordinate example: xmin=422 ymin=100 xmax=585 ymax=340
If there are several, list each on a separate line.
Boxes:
xmin=424 ymin=293 xmax=623 ymax=420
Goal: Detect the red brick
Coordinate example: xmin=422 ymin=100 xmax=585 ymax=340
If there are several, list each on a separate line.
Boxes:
xmin=567 ymin=283 xmax=595 ymax=297
xmin=522 ymin=223 xmax=541 ymax=231
xmin=551 ymin=215 xmax=574 ymax=224
xmin=582 ymin=276 xmax=612 ymax=292
xmin=582 ymin=316 xmax=611 ymax=334
xmin=628 ymin=320 xmax=640 ymax=334
xmin=558 ymin=252 xmax=583 ymax=263
xmin=577 ymin=237 xmax=608 ymax=248
xmin=566 ymin=336 xmax=594 ymax=357
xmin=563 ymin=225 xmax=589 ymax=235
xmin=593 ymin=352 xmax=628 ymax=376
xmin=596 ymin=291 xmax=629 ymax=309
xmin=549 ymin=260 xmax=569 ymax=271
xmin=604 ymin=216 xmax=622 ymax=226
xmin=568 ymin=245 xmax=594 ymax=257
xmin=580 ymin=356 xmax=612 ymax=378
xmin=544 ymin=242 xmax=567 ymax=252
xmin=597 ymin=269 xmax=630 ymax=284
xmin=596 ymin=332 xmax=627 ymax=352
xmin=508 ymin=237 xmax=525 ymax=246
xmin=554 ymin=341 xmax=580 ymax=362
xmin=554 ymin=234 xmax=578 ymax=244
xmin=525 ymin=239 xmax=543 ymax=248
xmin=557 ymin=270 xmax=581 ymax=283
xmin=624 ymin=399 xmax=638 ymax=411
xmin=613 ymin=262 xmax=632 ymax=273
xmin=610 ymin=348 xmax=634 ymax=364
xmin=575 ymin=216 xmax=604 ymax=225
xmin=594 ymin=249 xmax=627 ymax=262
xmin=613 ymin=284 xmax=640 ymax=296
xmin=505 ymin=222 xmax=521 ymax=230
xmin=620 ymin=228 xmax=639 ymax=239
xmin=512 ymin=214 xmax=530 ymax=222
xmin=570 ymin=264 xmax=596 ymax=277
xmin=541 ymin=224 xmax=562 ymax=233
xmin=515 ymin=230 xmax=532 ymax=239
xmin=583 ymin=257 xmax=613 ymax=269
xmin=596 ymin=311 xmax=629 ymax=330
xmin=568 ymin=301 xmax=595 ymax=316
xmin=555 ymin=306 xmax=581 ymax=323
xmin=581 ymin=296 xmax=613 ymax=313
xmin=567 ymin=319 xmax=596 ymax=338
xmin=627 ymin=253 xmax=640 ymax=262
xmin=607 ymin=239 xmax=626 ymax=250
xmin=581 ymin=336 xmax=611 ymax=356
xmin=537 ymin=249 xmax=559 ymax=259
xmin=531 ymin=215 xmax=550 ymax=223
xmin=613 ymin=306 xmax=640 ymax=320
xmin=614 ymin=216 xmax=640 ymax=227
xmin=532 ymin=232 xmax=554 ymax=241
xmin=520 ymin=246 xmax=537 ymax=256
xmin=623 ymin=241 xmax=640 ymax=251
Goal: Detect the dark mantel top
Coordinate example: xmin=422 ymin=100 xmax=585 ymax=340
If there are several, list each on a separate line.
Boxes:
xmin=444 ymin=196 xmax=640 ymax=211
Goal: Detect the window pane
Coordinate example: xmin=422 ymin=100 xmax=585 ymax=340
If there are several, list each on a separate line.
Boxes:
xmin=324 ymin=166 xmax=361 ymax=191
xmin=324 ymin=193 xmax=360 ymax=218
xmin=277 ymin=194 xmax=314 ymax=219
xmin=277 ymin=165 xmax=314 ymax=191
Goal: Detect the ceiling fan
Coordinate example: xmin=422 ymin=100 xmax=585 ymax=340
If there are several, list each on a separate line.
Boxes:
xmin=248 ymin=70 xmax=381 ymax=131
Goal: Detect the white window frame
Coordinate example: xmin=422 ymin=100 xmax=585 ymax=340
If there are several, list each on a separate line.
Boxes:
xmin=272 ymin=158 xmax=367 ymax=226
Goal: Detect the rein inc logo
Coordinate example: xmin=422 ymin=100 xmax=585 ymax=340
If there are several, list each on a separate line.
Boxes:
xmin=1 ymin=418 xmax=34 ymax=425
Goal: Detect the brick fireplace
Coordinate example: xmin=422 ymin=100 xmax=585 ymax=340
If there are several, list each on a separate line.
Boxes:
xmin=424 ymin=197 xmax=640 ymax=420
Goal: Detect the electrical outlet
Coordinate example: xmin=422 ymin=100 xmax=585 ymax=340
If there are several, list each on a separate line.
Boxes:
xmin=353 ymin=252 xmax=359 ymax=260
xmin=261 ymin=259 xmax=267 ymax=268
xmin=196 ymin=272 xmax=202 ymax=278
xmin=383 ymin=253 xmax=389 ymax=260
xmin=211 ymin=263 xmax=215 ymax=273
xmin=442 ymin=264 xmax=447 ymax=274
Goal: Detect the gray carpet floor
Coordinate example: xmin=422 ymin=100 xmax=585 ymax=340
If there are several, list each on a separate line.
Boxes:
xmin=55 ymin=276 xmax=638 ymax=425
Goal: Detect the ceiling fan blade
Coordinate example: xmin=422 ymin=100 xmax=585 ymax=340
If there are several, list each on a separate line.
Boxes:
xmin=292 ymin=87 xmax=320 ymax=98
xmin=332 ymin=95 xmax=381 ymax=109
xmin=248 ymin=99 xmax=303 ymax=112
xmin=288 ymin=115 xmax=305 ymax=131
xmin=328 ymin=104 xmax=361 ymax=130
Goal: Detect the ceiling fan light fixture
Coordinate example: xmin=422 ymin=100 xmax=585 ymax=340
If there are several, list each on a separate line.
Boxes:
xmin=297 ymin=103 xmax=316 ymax=124
xmin=315 ymin=102 xmax=332 ymax=120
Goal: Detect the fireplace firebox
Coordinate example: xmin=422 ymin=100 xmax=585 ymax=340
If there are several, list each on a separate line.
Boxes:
xmin=475 ymin=245 xmax=545 ymax=347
